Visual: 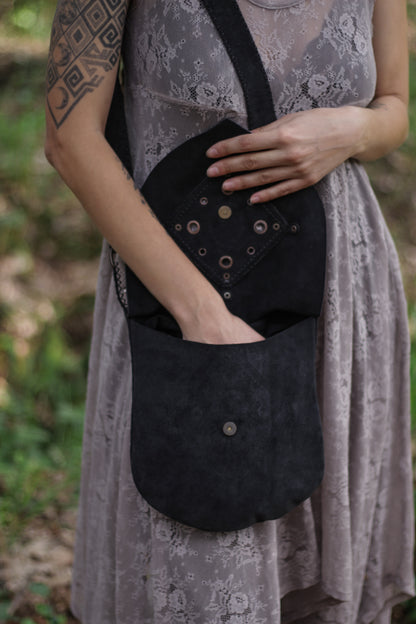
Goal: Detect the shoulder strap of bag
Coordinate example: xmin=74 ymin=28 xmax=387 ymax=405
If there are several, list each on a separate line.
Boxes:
xmin=106 ymin=0 xmax=278 ymax=304
xmin=201 ymin=0 xmax=276 ymax=129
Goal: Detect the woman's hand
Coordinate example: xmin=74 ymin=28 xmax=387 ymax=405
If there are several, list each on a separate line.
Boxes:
xmin=181 ymin=304 xmax=265 ymax=345
xmin=205 ymin=0 xmax=409 ymax=205
xmin=205 ymin=106 xmax=370 ymax=204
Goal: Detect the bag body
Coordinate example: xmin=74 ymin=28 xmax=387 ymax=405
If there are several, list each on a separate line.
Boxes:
xmin=128 ymin=317 xmax=324 ymax=532
xmin=106 ymin=0 xmax=326 ymax=531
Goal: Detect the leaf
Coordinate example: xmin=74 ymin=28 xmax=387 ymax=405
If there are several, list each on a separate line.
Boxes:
xmin=35 ymin=602 xmax=54 ymax=616
xmin=29 ymin=581 xmax=51 ymax=597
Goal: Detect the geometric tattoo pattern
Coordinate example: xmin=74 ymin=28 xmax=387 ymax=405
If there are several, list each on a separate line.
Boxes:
xmin=47 ymin=0 xmax=126 ymax=127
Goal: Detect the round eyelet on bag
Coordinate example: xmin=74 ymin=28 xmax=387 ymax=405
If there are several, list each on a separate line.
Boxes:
xmin=253 ymin=219 xmax=268 ymax=234
xmin=187 ymin=220 xmax=200 ymax=234
xmin=273 ymin=222 xmax=280 ymax=231
xmin=175 ymin=223 xmax=182 ymax=231
xmin=223 ymin=272 xmax=231 ymax=281
xmin=247 ymin=246 xmax=256 ymax=255
xmin=219 ymin=255 xmax=233 ymax=269
xmin=223 ymin=421 xmax=237 ymax=436
xmin=223 ymin=291 xmax=232 ymax=300
xmin=198 ymin=247 xmax=207 ymax=256
xmin=291 ymin=223 xmax=300 ymax=234
xmin=200 ymin=197 xmax=209 ymax=206
xmin=218 ymin=205 xmax=232 ymax=219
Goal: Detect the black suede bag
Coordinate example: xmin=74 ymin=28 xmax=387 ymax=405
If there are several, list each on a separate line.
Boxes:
xmin=106 ymin=0 xmax=326 ymax=532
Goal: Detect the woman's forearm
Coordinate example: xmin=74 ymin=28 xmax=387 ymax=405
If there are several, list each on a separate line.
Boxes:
xmin=45 ymin=129 xmax=228 ymax=330
xmin=351 ymin=95 xmax=409 ymax=162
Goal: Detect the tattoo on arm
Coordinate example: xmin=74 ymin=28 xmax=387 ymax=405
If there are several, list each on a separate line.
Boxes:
xmin=117 ymin=155 xmax=160 ymax=222
xmin=47 ymin=0 xmax=127 ymax=128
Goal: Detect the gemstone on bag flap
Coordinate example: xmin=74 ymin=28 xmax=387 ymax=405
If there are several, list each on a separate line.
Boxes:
xmin=253 ymin=219 xmax=268 ymax=234
xmin=219 ymin=255 xmax=233 ymax=268
xmin=200 ymin=197 xmax=209 ymax=206
xmin=218 ymin=205 xmax=232 ymax=219
xmin=223 ymin=421 xmax=237 ymax=436
xmin=187 ymin=220 xmax=200 ymax=234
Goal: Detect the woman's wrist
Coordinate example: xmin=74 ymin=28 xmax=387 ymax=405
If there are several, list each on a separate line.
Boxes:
xmin=348 ymin=97 xmax=409 ymax=162
xmin=171 ymin=287 xmax=229 ymax=336
xmin=341 ymin=105 xmax=372 ymax=161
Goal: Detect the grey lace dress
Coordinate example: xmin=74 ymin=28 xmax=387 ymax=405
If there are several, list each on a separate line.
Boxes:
xmin=70 ymin=1 xmax=415 ymax=622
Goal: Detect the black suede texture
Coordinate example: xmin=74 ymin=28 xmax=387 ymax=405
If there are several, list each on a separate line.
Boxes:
xmin=104 ymin=0 xmax=327 ymax=531
xmin=127 ymin=119 xmax=326 ymax=339
xmin=129 ymin=317 xmax=324 ymax=532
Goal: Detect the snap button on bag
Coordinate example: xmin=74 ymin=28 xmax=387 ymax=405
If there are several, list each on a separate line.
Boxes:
xmin=223 ymin=422 xmax=237 ymax=436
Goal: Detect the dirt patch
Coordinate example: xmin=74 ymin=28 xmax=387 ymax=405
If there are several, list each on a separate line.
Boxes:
xmin=0 ymin=509 xmax=80 ymax=623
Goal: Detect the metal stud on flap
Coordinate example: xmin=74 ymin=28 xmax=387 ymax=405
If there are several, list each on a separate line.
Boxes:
xmin=200 ymin=197 xmax=209 ymax=206
xmin=218 ymin=205 xmax=232 ymax=219
xmin=187 ymin=220 xmax=200 ymax=234
xmin=219 ymin=255 xmax=233 ymax=268
xmin=253 ymin=219 xmax=268 ymax=234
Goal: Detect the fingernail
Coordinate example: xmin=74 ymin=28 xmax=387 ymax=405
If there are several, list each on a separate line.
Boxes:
xmin=250 ymin=194 xmax=260 ymax=204
xmin=206 ymin=147 xmax=219 ymax=157
xmin=223 ymin=180 xmax=234 ymax=190
xmin=207 ymin=165 xmax=219 ymax=176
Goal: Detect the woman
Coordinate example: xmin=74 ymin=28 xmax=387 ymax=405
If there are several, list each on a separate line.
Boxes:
xmin=45 ymin=0 xmax=414 ymax=622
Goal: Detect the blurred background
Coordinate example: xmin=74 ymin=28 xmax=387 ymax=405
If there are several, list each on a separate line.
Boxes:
xmin=0 ymin=1 xmax=415 ymax=622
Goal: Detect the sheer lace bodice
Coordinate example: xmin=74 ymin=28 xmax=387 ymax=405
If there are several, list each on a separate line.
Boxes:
xmin=122 ymin=0 xmax=376 ymax=182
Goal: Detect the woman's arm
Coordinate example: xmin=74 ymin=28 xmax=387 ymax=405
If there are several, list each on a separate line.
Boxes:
xmin=357 ymin=0 xmax=409 ymax=160
xmin=204 ymin=0 xmax=409 ymax=203
xmin=45 ymin=0 xmax=264 ymax=344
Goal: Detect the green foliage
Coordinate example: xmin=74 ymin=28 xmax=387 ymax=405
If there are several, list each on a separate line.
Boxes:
xmin=0 ymin=317 xmax=86 ymax=539
xmin=1 ymin=0 xmax=58 ymax=40
xmin=0 ymin=0 xmax=101 ymax=543
xmin=0 ymin=583 xmax=68 ymax=623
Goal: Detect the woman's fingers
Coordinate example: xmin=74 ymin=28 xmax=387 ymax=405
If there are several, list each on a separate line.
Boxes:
xmin=218 ymin=166 xmax=292 ymax=193
xmin=206 ymin=126 xmax=279 ymax=158
xmin=249 ymin=179 xmax=306 ymax=203
xmin=206 ymin=148 xmax=283 ymax=178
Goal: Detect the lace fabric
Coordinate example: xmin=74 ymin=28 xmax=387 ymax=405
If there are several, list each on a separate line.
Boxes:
xmin=70 ymin=1 xmax=415 ymax=623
